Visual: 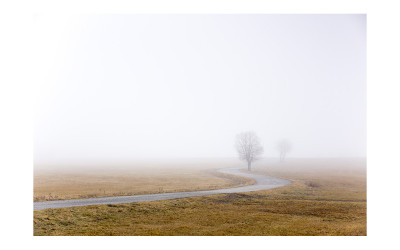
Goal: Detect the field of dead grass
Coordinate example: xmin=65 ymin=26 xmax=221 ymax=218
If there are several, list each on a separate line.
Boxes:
xmin=34 ymin=158 xmax=366 ymax=236
xmin=34 ymin=160 xmax=253 ymax=202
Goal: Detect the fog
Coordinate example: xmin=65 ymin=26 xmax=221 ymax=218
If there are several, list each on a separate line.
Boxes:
xmin=34 ymin=14 xmax=366 ymax=167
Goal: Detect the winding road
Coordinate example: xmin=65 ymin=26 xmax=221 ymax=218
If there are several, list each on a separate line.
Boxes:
xmin=33 ymin=167 xmax=291 ymax=211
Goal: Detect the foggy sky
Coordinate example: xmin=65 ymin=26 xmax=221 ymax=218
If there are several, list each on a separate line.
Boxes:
xmin=34 ymin=14 xmax=366 ymax=165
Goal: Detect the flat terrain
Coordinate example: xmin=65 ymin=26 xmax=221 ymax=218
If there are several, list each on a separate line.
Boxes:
xmin=34 ymin=160 xmax=253 ymax=202
xmin=34 ymin=167 xmax=290 ymax=210
xmin=34 ymin=158 xmax=366 ymax=236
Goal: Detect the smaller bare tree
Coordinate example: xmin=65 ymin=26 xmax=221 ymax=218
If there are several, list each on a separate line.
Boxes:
xmin=277 ymin=139 xmax=291 ymax=162
xmin=235 ymin=131 xmax=264 ymax=171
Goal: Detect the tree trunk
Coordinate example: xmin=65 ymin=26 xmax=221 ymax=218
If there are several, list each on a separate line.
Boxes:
xmin=280 ymin=152 xmax=285 ymax=163
xmin=248 ymin=161 xmax=251 ymax=171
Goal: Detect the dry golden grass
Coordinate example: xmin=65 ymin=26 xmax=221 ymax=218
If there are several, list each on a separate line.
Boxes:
xmin=252 ymin=158 xmax=367 ymax=202
xmin=34 ymin=160 xmax=253 ymax=202
xmin=34 ymin=158 xmax=366 ymax=236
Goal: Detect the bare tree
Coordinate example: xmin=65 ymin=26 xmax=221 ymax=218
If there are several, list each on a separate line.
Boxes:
xmin=235 ymin=131 xmax=264 ymax=171
xmin=277 ymin=139 xmax=291 ymax=162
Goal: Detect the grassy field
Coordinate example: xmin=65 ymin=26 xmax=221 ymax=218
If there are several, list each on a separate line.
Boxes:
xmin=34 ymin=160 xmax=253 ymax=202
xmin=34 ymin=158 xmax=366 ymax=236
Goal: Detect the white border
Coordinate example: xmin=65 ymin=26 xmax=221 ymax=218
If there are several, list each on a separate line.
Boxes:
xmin=1 ymin=0 xmax=399 ymax=249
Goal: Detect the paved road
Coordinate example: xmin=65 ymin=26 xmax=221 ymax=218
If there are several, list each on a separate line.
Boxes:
xmin=33 ymin=167 xmax=291 ymax=211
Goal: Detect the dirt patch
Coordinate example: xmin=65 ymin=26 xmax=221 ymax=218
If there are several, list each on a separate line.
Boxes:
xmin=212 ymin=193 xmax=262 ymax=203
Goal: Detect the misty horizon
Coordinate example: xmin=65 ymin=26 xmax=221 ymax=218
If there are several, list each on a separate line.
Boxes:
xmin=34 ymin=14 xmax=366 ymax=166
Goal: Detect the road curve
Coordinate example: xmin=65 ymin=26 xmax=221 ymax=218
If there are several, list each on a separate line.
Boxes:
xmin=34 ymin=167 xmax=291 ymax=211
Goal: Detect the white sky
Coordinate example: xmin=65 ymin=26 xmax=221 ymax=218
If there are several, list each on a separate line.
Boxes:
xmin=34 ymin=14 xmax=366 ymax=165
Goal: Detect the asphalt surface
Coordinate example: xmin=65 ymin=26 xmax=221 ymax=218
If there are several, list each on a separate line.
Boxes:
xmin=33 ymin=166 xmax=291 ymax=211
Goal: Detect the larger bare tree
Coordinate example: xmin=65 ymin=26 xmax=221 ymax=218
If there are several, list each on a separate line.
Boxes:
xmin=235 ymin=131 xmax=264 ymax=171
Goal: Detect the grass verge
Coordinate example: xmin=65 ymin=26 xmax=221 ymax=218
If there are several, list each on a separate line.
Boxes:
xmin=34 ymin=159 xmax=366 ymax=236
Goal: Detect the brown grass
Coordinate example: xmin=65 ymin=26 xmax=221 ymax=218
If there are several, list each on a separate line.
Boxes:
xmin=33 ymin=158 xmax=366 ymax=236
xmin=34 ymin=160 xmax=253 ymax=202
